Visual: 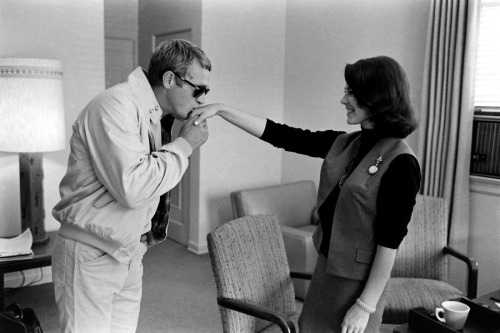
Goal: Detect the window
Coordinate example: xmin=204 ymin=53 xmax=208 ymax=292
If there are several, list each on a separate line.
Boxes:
xmin=474 ymin=0 xmax=500 ymax=111
xmin=471 ymin=0 xmax=500 ymax=178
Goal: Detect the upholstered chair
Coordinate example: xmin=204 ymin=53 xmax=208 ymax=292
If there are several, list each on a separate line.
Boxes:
xmin=207 ymin=214 xmax=311 ymax=333
xmin=383 ymin=194 xmax=478 ymax=324
xmin=230 ymin=181 xmax=318 ymax=300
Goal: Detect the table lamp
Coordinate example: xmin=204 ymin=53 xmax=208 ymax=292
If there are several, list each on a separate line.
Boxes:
xmin=0 ymin=58 xmax=65 ymax=244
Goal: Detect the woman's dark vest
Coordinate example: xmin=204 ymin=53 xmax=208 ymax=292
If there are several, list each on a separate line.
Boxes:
xmin=312 ymin=131 xmax=415 ymax=281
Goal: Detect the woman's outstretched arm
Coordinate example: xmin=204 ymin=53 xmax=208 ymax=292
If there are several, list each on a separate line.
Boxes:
xmin=191 ymin=103 xmax=266 ymax=138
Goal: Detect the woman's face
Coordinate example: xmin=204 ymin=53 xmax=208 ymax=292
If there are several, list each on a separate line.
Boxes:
xmin=341 ymin=85 xmax=374 ymax=129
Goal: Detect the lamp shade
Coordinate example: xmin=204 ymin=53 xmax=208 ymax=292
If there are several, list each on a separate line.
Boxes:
xmin=0 ymin=58 xmax=65 ymax=153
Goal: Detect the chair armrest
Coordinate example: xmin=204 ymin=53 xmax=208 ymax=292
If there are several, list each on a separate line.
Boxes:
xmin=217 ymin=297 xmax=296 ymax=333
xmin=290 ymin=271 xmax=313 ymax=280
xmin=280 ymin=225 xmax=318 ymax=273
xmin=443 ymin=246 xmax=479 ymax=299
xmin=280 ymin=225 xmax=313 ymax=237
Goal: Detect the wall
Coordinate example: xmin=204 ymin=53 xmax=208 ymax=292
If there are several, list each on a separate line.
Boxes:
xmin=138 ymin=0 xmax=203 ymax=63
xmin=190 ymin=0 xmax=430 ymax=253
xmin=198 ymin=0 xmax=286 ymax=252
xmin=135 ymin=0 xmax=287 ymax=253
xmin=470 ymin=177 xmax=500 ymax=295
xmin=104 ymin=0 xmax=139 ymax=88
xmin=2 ymin=0 xmax=497 ymax=297
xmin=0 ymin=0 xmax=105 ymax=286
xmin=138 ymin=0 xmax=287 ymax=254
xmin=138 ymin=0 xmax=205 ymax=251
xmin=279 ymin=0 xmax=500 ymax=296
xmin=0 ymin=0 xmax=105 ymax=236
xmin=281 ymin=0 xmax=429 ymax=184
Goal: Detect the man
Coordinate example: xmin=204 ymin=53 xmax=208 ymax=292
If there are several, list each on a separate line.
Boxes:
xmin=51 ymin=39 xmax=211 ymax=332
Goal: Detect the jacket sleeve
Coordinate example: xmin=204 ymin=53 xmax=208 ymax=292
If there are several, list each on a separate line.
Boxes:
xmin=83 ymin=94 xmax=192 ymax=209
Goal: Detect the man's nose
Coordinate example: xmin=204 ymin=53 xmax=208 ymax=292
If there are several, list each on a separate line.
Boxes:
xmin=196 ymin=94 xmax=206 ymax=105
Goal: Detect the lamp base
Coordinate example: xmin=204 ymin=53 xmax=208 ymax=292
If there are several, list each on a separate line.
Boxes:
xmin=32 ymin=234 xmax=50 ymax=245
xmin=19 ymin=153 xmax=48 ymax=244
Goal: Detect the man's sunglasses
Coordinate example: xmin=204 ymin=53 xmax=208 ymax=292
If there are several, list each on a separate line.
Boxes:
xmin=173 ymin=72 xmax=210 ymax=98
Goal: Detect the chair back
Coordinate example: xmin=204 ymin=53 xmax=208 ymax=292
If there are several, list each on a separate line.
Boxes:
xmin=391 ymin=194 xmax=448 ymax=281
xmin=207 ymin=214 xmax=296 ymax=333
xmin=230 ymin=180 xmax=317 ymax=228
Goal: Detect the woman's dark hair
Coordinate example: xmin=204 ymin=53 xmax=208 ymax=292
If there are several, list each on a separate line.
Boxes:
xmin=344 ymin=56 xmax=417 ymax=138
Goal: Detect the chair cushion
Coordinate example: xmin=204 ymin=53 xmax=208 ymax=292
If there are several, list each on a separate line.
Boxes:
xmin=279 ymin=225 xmax=317 ymax=273
xmin=298 ymin=224 xmax=315 ymax=233
xmin=230 ymin=180 xmax=317 ymax=228
xmin=383 ymin=277 xmax=463 ymax=324
xmin=280 ymin=225 xmax=318 ymax=300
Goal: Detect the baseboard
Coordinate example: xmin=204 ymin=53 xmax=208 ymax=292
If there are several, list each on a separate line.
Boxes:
xmin=4 ymin=266 xmax=52 ymax=289
xmin=187 ymin=240 xmax=208 ymax=255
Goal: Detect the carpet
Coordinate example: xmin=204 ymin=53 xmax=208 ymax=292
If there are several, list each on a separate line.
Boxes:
xmin=4 ymin=238 xmax=223 ymax=333
xmin=3 ymin=239 xmax=399 ymax=332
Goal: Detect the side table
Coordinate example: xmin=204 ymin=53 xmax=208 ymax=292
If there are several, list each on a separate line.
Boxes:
xmin=0 ymin=231 xmax=56 ymax=310
xmin=472 ymin=289 xmax=500 ymax=308
xmin=392 ymin=290 xmax=500 ymax=332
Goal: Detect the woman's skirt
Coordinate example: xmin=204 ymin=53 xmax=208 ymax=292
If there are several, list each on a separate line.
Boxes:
xmin=298 ymin=254 xmax=389 ymax=333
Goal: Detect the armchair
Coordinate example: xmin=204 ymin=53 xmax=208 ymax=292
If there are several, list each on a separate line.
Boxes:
xmin=383 ymin=194 xmax=479 ymax=324
xmin=207 ymin=214 xmax=312 ymax=333
xmin=230 ymin=181 xmax=318 ymax=300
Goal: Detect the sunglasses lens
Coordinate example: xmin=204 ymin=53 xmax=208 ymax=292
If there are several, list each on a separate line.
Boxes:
xmin=194 ymin=87 xmax=209 ymax=98
xmin=193 ymin=89 xmax=203 ymax=98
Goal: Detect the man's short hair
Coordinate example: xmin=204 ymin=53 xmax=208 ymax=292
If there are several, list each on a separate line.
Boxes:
xmin=147 ymin=39 xmax=212 ymax=87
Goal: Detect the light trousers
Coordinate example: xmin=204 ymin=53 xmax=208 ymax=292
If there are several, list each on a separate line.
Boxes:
xmin=52 ymin=234 xmax=147 ymax=333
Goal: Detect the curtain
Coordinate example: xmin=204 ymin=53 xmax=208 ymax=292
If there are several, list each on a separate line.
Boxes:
xmin=417 ymin=0 xmax=480 ymax=290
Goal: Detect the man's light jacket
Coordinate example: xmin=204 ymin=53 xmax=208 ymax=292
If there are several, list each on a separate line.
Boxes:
xmin=52 ymin=68 xmax=192 ymax=264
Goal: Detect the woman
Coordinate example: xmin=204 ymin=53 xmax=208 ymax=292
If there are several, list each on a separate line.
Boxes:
xmin=193 ymin=56 xmax=421 ymax=333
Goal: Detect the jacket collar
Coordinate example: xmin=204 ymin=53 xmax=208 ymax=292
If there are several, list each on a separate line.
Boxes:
xmin=126 ymin=67 xmax=162 ymax=125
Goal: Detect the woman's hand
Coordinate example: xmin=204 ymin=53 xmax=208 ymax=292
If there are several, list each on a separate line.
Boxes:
xmin=189 ymin=103 xmax=267 ymax=138
xmin=341 ymin=304 xmax=370 ymax=333
xmin=342 ymin=246 xmax=396 ymax=332
xmin=190 ymin=103 xmax=225 ymax=125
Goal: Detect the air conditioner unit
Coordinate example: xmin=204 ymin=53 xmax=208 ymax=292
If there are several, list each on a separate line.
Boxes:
xmin=470 ymin=117 xmax=500 ymax=178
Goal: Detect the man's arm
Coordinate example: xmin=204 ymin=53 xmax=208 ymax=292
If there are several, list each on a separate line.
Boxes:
xmin=87 ymin=100 xmax=206 ymax=208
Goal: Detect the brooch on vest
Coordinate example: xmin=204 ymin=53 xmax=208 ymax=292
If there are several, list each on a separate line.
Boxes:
xmin=368 ymin=156 xmax=383 ymax=175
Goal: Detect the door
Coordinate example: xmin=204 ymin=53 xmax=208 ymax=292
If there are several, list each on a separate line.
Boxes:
xmin=104 ymin=38 xmax=135 ymax=88
xmin=104 ymin=2 xmax=192 ymax=246
xmin=151 ymin=30 xmax=193 ymax=245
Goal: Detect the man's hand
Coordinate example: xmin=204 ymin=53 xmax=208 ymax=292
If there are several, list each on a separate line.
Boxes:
xmin=190 ymin=103 xmax=224 ymax=125
xmin=178 ymin=115 xmax=208 ymax=150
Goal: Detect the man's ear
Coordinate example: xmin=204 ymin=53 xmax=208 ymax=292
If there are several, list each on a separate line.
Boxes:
xmin=162 ymin=71 xmax=175 ymax=89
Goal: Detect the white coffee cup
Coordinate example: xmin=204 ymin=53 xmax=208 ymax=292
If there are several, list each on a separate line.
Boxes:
xmin=435 ymin=301 xmax=470 ymax=330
